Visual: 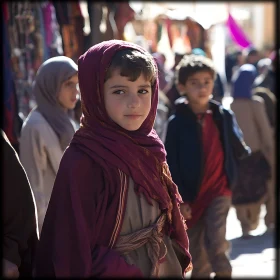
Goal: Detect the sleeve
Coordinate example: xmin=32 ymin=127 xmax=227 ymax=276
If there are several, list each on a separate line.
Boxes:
xmin=165 ymin=117 xmax=184 ymax=195
xmin=2 ymin=130 xmax=38 ymax=268
xmin=34 ymin=148 xmax=143 ymax=278
xmin=224 ymin=109 xmax=251 ymax=160
xmin=252 ymin=96 xmax=274 ymax=167
xmin=19 ymin=124 xmax=48 ymax=230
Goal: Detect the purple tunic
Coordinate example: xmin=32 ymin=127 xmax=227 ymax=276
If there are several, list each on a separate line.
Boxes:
xmin=34 ymin=144 xmax=143 ymax=277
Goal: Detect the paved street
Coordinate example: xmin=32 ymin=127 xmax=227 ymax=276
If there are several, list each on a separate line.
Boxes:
xmin=185 ymin=205 xmax=276 ymax=278
xmin=227 ymin=205 xmax=276 ymax=278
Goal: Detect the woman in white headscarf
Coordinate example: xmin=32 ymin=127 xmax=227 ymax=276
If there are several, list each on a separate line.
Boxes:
xmin=20 ymin=56 xmax=79 ymax=233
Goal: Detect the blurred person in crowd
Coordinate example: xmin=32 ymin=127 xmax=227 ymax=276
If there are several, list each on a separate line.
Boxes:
xmin=165 ymin=52 xmax=185 ymax=116
xmin=225 ymin=51 xmax=243 ymax=84
xmin=252 ymin=86 xmax=276 ymax=231
xmin=72 ymin=98 xmax=83 ymax=129
xmin=165 ymin=54 xmax=250 ymax=278
xmin=154 ymin=89 xmax=170 ymax=142
xmin=225 ymin=51 xmax=235 ymax=84
xmin=230 ymin=64 xmax=274 ymax=237
xmin=253 ymin=55 xmax=276 ymax=95
xmin=244 ymin=47 xmax=260 ymax=70
xmin=151 ymin=53 xmax=172 ymax=141
xmin=34 ymin=40 xmax=192 ymax=278
xmin=252 ymin=87 xmax=276 ymax=130
xmin=231 ymin=51 xmax=244 ymax=77
xmin=171 ymin=52 xmax=185 ymax=73
xmin=152 ymin=52 xmax=173 ymax=93
xmin=20 ymin=56 xmax=79 ymax=233
xmin=2 ymin=129 xmax=39 ymax=278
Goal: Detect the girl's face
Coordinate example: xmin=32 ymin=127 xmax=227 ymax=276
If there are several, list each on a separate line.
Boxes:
xmin=104 ymin=69 xmax=152 ymax=131
xmin=58 ymin=74 xmax=79 ymax=111
xmin=177 ymin=71 xmax=214 ymax=108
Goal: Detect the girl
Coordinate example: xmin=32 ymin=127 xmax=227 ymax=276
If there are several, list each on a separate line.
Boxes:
xmin=34 ymin=40 xmax=192 ymax=277
xmin=231 ymin=64 xmax=274 ymax=237
xmin=20 ymin=56 xmax=79 ymax=232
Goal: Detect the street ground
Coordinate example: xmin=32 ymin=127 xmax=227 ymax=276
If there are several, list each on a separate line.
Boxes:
xmin=185 ymin=205 xmax=277 ymax=279
xmin=226 ymin=205 xmax=276 ymax=278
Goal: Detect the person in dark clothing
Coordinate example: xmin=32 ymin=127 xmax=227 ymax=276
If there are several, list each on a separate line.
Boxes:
xmin=244 ymin=47 xmax=260 ymax=69
xmin=253 ymin=58 xmax=276 ymax=95
xmin=165 ymin=83 xmax=181 ymax=116
xmin=165 ymin=54 xmax=250 ymax=278
xmin=172 ymin=52 xmax=185 ymax=73
xmin=163 ymin=52 xmax=185 ymax=117
xmin=2 ymin=129 xmax=39 ymax=278
xmin=225 ymin=51 xmax=242 ymax=84
xmin=212 ymin=72 xmax=225 ymax=103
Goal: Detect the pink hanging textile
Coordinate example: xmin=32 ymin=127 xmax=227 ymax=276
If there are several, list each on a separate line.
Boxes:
xmin=226 ymin=13 xmax=252 ymax=49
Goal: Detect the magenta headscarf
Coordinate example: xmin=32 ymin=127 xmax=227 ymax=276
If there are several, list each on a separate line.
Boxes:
xmin=71 ymin=40 xmax=190 ymax=249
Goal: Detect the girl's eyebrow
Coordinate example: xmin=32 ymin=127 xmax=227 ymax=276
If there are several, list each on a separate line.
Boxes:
xmin=138 ymin=84 xmax=151 ymax=88
xmin=110 ymin=84 xmax=151 ymax=89
xmin=189 ymin=78 xmax=211 ymax=81
xmin=110 ymin=85 xmax=128 ymax=89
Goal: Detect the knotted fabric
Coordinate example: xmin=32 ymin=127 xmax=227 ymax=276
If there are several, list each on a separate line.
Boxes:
xmin=115 ymin=213 xmax=167 ymax=277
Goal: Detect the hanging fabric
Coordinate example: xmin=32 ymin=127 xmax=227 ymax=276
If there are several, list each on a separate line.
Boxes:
xmin=52 ymin=2 xmax=73 ymax=57
xmin=70 ymin=1 xmax=85 ymax=60
xmin=226 ymin=13 xmax=252 ymax=49
xmin=114 ymin=2 xmax=135 ymax=40
xmin=165 ymin=17 xmax=173 ymax=49
xmin=37 ymin=3 xmax=49 ymax=63
xmin=87 ymin=2 xmax=103 ymax=46
xmin=2 ymin=3 xmax=23 ymax=152
xmin=185 ymin=17 xmax=205 ymax=50
xmin=143 ymin=20 xmax=158 ymax=53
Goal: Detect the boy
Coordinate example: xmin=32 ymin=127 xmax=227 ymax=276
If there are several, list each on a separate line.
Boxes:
xmin=34 ymin=40 xmax=192 ymax=278
xmin=165 ymin=55 xmax=250 ymax=278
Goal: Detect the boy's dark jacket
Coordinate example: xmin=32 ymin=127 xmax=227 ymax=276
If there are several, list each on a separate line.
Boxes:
xmin=165 ymin=97 xmax=251 ymax=203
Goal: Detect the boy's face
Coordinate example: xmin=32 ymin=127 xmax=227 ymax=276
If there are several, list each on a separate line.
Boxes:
xmin=177 ymin=71 xmax=214 ymax=107
xmin=103 ymin=69 xmax=152 ymax=131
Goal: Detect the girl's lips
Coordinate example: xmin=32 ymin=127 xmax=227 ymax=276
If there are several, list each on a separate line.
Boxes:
xmin=124 ymin=115 xmax=142 ymax=119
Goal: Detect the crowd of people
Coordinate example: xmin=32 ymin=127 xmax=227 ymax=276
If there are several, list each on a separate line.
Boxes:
xmin=3 ymin=39 xmax=276 ymax=278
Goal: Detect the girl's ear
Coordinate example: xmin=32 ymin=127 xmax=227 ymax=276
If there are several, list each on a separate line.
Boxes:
xmin=176 ymin=83 xmax=187 ymax=96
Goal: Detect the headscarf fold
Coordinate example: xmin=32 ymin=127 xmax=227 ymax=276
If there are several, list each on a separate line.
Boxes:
xmin=32 ymin=56 xmax=77 ymax=150
xmin=72 ymin=40 xmax=185 ymax=233
xmin=232 ymin=63 xmax=257 ymax=99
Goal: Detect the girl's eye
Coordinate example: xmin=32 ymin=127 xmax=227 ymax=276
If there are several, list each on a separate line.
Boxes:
xmin=113 ymin=90 xmax=125 ymax=95
xmin=138 ymin=89 xmax=149 ymax=94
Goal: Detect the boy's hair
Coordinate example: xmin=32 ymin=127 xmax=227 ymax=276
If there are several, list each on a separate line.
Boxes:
xmin=105 ymin=49 xmax=158 ymax=86
xmin=175 ymin=54 xmax=217 ymax=85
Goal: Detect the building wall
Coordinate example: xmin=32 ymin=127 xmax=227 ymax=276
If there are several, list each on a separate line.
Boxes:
xmin=229 ymin=2 xmax=275 ymax=50
xmin=263 ymin=2 xmax=275 ymax=48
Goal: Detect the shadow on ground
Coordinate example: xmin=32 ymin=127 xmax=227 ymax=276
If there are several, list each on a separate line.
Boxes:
xmin=228 ymin=230 xmax=275 ymax=260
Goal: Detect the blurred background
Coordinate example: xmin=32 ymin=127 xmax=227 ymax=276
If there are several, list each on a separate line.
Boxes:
xmin=2 ymin=1 xmax=277 ymax=278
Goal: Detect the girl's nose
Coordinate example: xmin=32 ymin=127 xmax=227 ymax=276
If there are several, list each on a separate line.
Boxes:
xmin=128 ymin=94 xmax=140 ymax=108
